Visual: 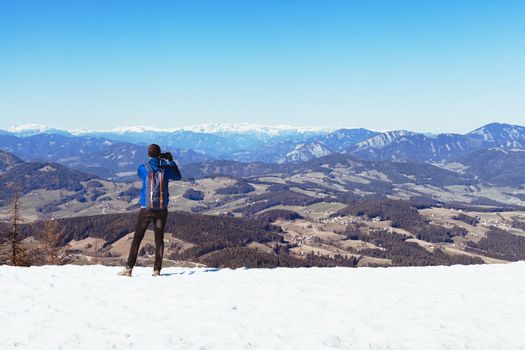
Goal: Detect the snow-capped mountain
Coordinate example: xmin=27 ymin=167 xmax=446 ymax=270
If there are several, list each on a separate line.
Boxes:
xmin=0 ymin=123 xmax=348 ymax=160
xmin=1 ymin=122 xmax=524 ymax=172
xmin=6 ymin=122 xmax=333 ymax=138
xmin=351 ymin=130 xmax=419 ymax=151
xmin=348 ymin=131 xmax=476 ymax=161
xmin=163 ymin=130 xmax=266 ymax=157
xmin=306 ymin=128 xmax=379 ymax=152
xmin=277 ymin=142 xmax=332 ymax=164
xmin=3 ymin=123 xmax=338 ymax=157
xmin=347 ymin=123 xmax=525 ymax=162
xmin=172 ymin=123 xmax=334 ymax=136
xmin=6 ymin=123 xmax=72 ymax=137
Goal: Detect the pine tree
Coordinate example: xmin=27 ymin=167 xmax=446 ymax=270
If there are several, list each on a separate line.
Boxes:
xmin=92 ymin=238 xmax=101 ymax=265
xmin=4 ymin=185 xmax=30 ymax=266
xmin=38 ymin=219 xmax=65 ymax=265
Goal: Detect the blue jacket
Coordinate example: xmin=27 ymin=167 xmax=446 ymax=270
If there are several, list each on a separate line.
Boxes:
xmin=138 ymin=157 xmax=182 ymax=209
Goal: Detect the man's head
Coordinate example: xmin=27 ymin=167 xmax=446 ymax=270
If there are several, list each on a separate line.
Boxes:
xmin=148 ymin=144 xmax=161 ymax=158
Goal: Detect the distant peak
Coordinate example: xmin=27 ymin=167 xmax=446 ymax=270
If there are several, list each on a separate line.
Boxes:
xmin=469 ymin=122 xmax=519 ymax=133
xmin=483 ymin=122 xmax=510 ymax=127
xmin=6 ymin=123 xmax=338 ymax=136
xmin=95 ymin=125 xmax=173 ymax=134
xmin=7 ymin=123 xmax=57 ymax=133
xmin=173 ymin=123 xmax=336 ymax=134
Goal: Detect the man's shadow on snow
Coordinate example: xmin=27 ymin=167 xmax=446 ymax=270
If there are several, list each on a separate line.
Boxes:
xmin=161 ymin=268 xmax=220 ymax=276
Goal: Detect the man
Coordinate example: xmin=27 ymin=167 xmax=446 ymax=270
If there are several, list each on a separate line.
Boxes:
xmin=118 ymin=144 xmax=181 ymax=277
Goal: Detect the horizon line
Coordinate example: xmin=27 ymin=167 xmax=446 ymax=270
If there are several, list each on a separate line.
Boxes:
xmin=2 ymin=121 xmax=522 ymax=136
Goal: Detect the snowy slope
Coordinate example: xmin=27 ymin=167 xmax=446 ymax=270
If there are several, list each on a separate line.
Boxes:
xmin=277 ymin=142 xmax=332 ymax=164
xmin=1 ymin=263 xmax=524 ymax=350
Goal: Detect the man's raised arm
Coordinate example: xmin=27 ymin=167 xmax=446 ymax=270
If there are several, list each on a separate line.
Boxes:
xmin=159 ymin=159 xmax=182 ymax=180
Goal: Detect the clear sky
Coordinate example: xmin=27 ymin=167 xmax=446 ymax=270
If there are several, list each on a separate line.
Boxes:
xmin=0 ymin=0 xmax=524 ymax=133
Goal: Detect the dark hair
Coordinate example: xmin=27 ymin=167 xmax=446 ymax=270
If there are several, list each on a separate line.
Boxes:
xmin=148 ymin=144 xmax=161 ymax=158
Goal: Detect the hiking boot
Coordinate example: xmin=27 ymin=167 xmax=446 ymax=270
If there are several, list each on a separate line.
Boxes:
xmin=118 ymin=267 xmax=133 ymax=277
xmin=152 ymin=270 xmax=161 ymax=277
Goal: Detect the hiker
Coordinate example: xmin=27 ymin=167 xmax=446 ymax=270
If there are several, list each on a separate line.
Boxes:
xmin=118 ymin=144 xmax=181 ymax=277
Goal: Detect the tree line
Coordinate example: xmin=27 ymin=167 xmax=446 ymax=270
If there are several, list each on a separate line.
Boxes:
xmin=348 ymin=228 xmax=483 ymax=266
xmin=336 ymin=198 xmax=468 ymax=243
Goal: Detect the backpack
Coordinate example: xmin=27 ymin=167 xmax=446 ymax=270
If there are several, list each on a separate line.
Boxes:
xmin=144 ymin=162 xmax=168 ymax=209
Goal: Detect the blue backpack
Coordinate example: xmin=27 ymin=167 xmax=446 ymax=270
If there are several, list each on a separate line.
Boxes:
xmin=144 ymin=161 xmax=168 ymax=209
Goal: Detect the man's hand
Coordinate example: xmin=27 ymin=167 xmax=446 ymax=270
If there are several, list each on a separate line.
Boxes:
xmin=161 ymin=152 xmax=174 ymax=161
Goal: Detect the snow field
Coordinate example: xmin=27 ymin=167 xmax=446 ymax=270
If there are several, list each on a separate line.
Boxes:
xmin=1 ymin=262 xmax=524 ymax=350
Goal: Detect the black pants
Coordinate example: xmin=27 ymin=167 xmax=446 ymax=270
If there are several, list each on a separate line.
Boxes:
xmin=126 ymin=208 xmax=168 ymax=271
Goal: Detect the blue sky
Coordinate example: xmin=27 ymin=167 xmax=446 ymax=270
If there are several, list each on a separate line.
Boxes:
xmin=0 ymin=0 xmax=524 ymax=133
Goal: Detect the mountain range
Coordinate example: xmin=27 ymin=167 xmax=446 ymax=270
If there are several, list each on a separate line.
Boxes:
xmin=2 ymin=122 xmax=525 ymax=272
xmin=0 ymin=122 xmax=524 ymax=182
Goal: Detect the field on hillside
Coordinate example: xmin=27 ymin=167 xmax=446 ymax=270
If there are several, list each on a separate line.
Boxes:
xmin=2 ymin=149 xmax=525 ymax=269
xmin=2 ymin=198 xmax=525 ymax=268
